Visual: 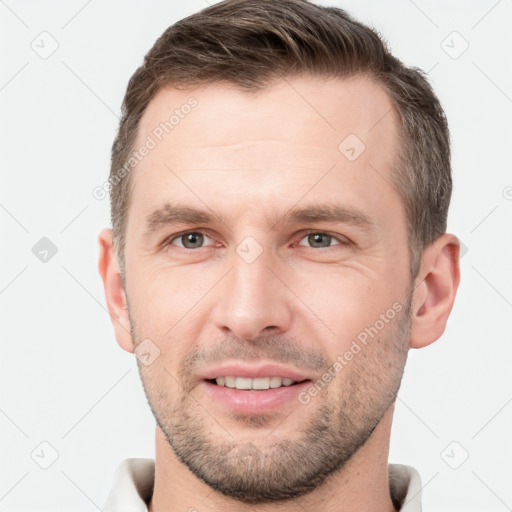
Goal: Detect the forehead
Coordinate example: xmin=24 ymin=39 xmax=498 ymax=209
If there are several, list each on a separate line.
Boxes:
xmin=135 ymin=74 xmax=398 ymax=155
xmin=129 ymin=75 xmax=402 ymax=234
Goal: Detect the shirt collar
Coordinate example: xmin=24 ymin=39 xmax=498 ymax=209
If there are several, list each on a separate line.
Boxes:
xmin=389 ymin=463 xmax=423 ymax=511
xmin=102 ymin=458 xmax=154 ymax=512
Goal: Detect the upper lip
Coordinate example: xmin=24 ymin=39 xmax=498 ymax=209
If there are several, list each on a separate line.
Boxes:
xmin=200 ymin=363 xmax=312 ymax=382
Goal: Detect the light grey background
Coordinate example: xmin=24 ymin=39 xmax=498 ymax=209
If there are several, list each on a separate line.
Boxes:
xmin=1 ymin=1 xmax=511 ymax=510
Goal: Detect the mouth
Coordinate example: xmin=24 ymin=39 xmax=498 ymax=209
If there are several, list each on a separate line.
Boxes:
xmin=200 ymin=368 xmax=312 ymax=415
xmin=205 ymin=376 xmax=308 ymax=390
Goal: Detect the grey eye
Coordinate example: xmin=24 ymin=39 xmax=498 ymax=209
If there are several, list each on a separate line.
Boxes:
xmin=300 ymin=233 xmax=336 ymax=248
xmin=174 ymin=232 xmax=207 ymax=249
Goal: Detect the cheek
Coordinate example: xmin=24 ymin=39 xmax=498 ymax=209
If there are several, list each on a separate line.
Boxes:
xmin=130 ymin=259 xmax=206 ymax=306
xmin=127 ymin=266 xmax=187 ymax=337
xmin=297 ymin=268 xmax=400 ymax=347
xmin=126 ymin=264 xmax=216 ymax=361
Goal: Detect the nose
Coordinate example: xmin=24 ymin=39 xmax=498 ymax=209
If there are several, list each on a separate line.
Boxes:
xmin=212 ymin=247 xmax=293 ymax=341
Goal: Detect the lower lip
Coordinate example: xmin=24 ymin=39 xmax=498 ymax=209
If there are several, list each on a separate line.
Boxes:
xmin=201 ymin=380 xmax=311 ymax=415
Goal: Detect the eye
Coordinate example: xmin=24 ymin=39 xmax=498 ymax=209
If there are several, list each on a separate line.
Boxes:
xmin=162 ymin=230 xmax=350 ymax=252
xmin=167 ymin=231 xmax=214 ymax=250
xmin=297 ymin=231 xmax=350 ymax=249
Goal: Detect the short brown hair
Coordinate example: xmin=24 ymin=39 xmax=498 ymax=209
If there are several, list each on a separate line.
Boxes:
xmin=109 ymin=0 xmax=451 ymax=280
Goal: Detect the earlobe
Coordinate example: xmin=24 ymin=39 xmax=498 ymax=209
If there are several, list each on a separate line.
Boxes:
xmin=98 ymin=228 xmax=135 ymax=353
xmin=409 ymin=233 xmax=461 ymax=349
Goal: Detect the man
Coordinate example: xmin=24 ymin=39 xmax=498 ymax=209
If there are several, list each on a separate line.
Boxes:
xmin=98 ymin=0 xmax=460 ymax=510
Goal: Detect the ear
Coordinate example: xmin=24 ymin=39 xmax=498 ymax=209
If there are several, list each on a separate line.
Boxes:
xmin=98 ymin=228 xmax=135 ymax=353
xmin=409 ymin=233 xmax=461 ymax=349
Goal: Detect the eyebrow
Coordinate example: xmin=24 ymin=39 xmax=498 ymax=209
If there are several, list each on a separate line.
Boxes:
xmin=143 ymin=202 xmax=376 ymax=237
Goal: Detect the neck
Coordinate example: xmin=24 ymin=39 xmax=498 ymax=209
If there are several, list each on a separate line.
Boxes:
xmin=149 ymin=405 xmax=397 ymax=512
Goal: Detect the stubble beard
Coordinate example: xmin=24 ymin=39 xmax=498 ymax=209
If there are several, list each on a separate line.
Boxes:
xmin=131 ymin=292 xmax=412 ymax=504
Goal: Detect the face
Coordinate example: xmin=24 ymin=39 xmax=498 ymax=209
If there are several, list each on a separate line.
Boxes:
xmin=123 ymin=76 xmax=413 ymax=502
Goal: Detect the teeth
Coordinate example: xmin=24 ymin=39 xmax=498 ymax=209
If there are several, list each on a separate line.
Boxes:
xmin=224 ymin=376 xmax=236 ymax=388
xmin=214 ymin=376 xmax=298 ymax=390
xmin=252 ymin=377 xmax=270 ymax=390
xmin=235 ymin=377 xmax=252 ymax=390
xmin=269 ymin=376 xmax=282 ymax=388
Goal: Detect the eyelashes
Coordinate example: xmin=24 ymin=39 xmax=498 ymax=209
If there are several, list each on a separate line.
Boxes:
xmin=296 ymin=231 xmax=351 ymax=249
xmin=163 ymin=230 xmax=351 ymax=252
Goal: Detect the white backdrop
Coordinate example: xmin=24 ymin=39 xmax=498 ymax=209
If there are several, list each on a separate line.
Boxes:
xmin=1 ymin=1 xmax=511 ymax=511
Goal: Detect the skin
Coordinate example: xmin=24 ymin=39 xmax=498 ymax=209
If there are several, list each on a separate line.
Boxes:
xmin=99 ymin=75 xmax=460 ymax=512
